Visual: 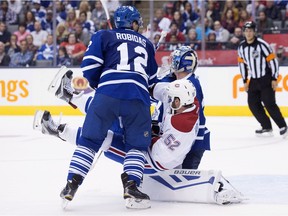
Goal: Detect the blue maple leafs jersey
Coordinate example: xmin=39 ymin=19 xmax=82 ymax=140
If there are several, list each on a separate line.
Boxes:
xmin=81 ymin=28 xmax=158 ymax=106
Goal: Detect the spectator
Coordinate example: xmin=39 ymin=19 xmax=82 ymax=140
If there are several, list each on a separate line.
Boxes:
xmin=246 ymin=0 xmax=265 ymax=17
xmin=195 ymin=17 xmax=212 ymax=41
xmin=213 ymin=20 xmax=230 ymax=42
xmin=57 ymin=46 xmax=71 ymax=66
xmin=163 ymin=2 xmax=174 ymax=20
xmin=30 ymin=21 xmax=48 ymax=47
xmin=221 ymin=0 xmax=239 ymax=22
xmin=26 ymin=34 xmax=38 ymax=56
xmin=265 ymin=0 xmax=282 ymax=20
xmin=56 ymin=22 xmax=69 ymax=44
xmin=182 ymin=1 xmax=199 ymax=32
xmin=78 ymin=11 xmax=95 ymax=35
xmin=74 ymin=22 xmax=91 ymax=46
xmin=24 ymin=11 xmax=36 ymax=32
xmin=221 ymin=8 xmax=237 ymax=34
xmin=276 ymin=45 xmax=288 ymax=66
xmin=206 ymin=31 xmax=221 ymax=50
xmin=165 ymin=22 xmax=186 ymax=43
xmin=8 ymin=0 xmax=22 ymax=23
xmin=152 ymin=33 xmax=165 ymax=51
xmin=6 ymin=33 xmax=19 ymax=57
xmin=154 ymin=8 xmax=171 ymax=32
xmin=55 ymin=0 xmax=67 ymax=24
xmin=173 ymin=0 xmax=186 ymax=13
xmin=76 ymin=0 xmax=91 ymax=20
xmin=106 ymin=0 xmax=119 ymax=15
xmin=41 ymin=9 xmax=53 ymax=34
xmin=91 ymin=0 xmax=107 ymax=31
xmin=171 ymin=10 xmax=185 ymax=33
xmin=65 ymin=8 xmax=77 ymax=32
xmin=256 ymin=11 xmax=274 ymax=33
xmin=166 ymin=34 xmax=181 ymax=51
xmin=59 ymin=32 xmax=86 ymax=65
xmin=36 ymin=34 xmax=54 ymax=60
xmin=227 ymin=26 xmax=244 ymax=49
xmin=0 ymin=21 xmax=11 ymax=48
xmin=0 ymin=41 xmax=10 ymax=66
xmin=142 ymin=18 xmax=161 ymax=40
xmin=13 ymin=23 xmax=30 ymax=46
xmin=9 ymin=39 xmax=33 ymax=67
xmin=8 ymin=0 xmax=22 ymax=15
xmin=0 ymin=0 xmax=17 ymax=24
xmin=31 ymin=0 xmax=46 ymax=22
xmin=206 ymin=0 xmax=221 ymax=24
xmin=238 ymin=9 xmax=252 ymax=29
xmin=185 ymin=28 xmax=201 ymax=50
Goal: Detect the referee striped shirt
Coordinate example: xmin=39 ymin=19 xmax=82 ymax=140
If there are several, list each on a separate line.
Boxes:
xmin=237 ymin=37 xmax=279 ymax=83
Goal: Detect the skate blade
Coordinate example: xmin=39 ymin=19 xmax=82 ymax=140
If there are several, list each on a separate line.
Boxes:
xmin=48 ymin=66 xmax=70 ymax=95
xmin=61 ymin=198 xmax=70 ymax=210
xmin=255 ymin=132 xmax=273 ymax=137
xmin=125 ymin=198 xmax=151 ymax=209
xmin=33 ymin=110 xmax=44 ymax=130
xmin=282 ymin=131 xmax=288 ymax=139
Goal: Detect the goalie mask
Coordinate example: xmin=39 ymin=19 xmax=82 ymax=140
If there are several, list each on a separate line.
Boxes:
xmin=170 ymin=46 xmax=198 ymax=74
xmin=166 ymin=79 xmax=196 ymax=112
xmin=114 ymin=6 xmax=143 ymax=29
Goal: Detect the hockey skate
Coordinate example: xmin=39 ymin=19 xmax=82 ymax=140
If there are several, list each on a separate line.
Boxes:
xmin=33 ymin=110 xmax=65 ymax=140
xmin=60 ymin=174 xmax=83 ymax=209
xmin=48 ymin=66 xmax=76 ymax=107
xmin=280 ymin=127 xmax=288 ymax=138
xmin=255 ymin=128 xmax=273 ymax=137
xmin=121 ymin=172 xmax=151 ymax=209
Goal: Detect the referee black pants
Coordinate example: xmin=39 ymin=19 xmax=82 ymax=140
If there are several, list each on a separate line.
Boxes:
xmin=247 ymin=75 xmax=287 ymax=130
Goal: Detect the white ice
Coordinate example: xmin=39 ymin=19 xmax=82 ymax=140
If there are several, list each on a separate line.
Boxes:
xmin=0 ymin=115 xmax=287 ymax=215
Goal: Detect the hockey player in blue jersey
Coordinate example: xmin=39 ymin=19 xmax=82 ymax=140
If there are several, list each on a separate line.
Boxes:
xmin=52 ymin=6 xmax=158 ymax=209
xmin=153 ymin=46 xmax=210 ymax=169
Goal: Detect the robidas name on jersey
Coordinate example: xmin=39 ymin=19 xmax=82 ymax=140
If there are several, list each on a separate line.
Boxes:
xmin=174 ymin=169 xmax=201 ymax=175
xmin=116 ymin=32 xmax=146 ymax=47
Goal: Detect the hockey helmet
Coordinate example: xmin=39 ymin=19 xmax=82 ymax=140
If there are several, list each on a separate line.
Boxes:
xmin=243 ymin=21 xmax=256 ymax=31
xmin=166 ymin=79 xmax=196 ymax=111
xmin=114 ymin=6 xmax=143 ymax=29
xmin=170 ymin=46 xmax=198 ymax=74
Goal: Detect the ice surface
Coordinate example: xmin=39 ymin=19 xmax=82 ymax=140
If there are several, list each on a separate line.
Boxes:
xmin=0 ymin=116 xmax=287 ymax=215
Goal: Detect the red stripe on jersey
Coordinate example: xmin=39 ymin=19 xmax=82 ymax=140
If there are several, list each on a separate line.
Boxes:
xmin=171 ymin=111 xmax=198 ymax=132
xmin=156 ymin=161 xmax=168 ymax=170
xmin=109 ymin=147 xmax=126 ymax=157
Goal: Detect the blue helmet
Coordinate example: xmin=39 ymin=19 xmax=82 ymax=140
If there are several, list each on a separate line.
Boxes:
xmin=170 ymin=46 xmax=198 ymax=74
xmin=114 ymin=6 xmax=143 ymax=29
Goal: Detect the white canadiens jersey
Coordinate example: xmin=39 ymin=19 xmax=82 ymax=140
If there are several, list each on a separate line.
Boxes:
xmin=146 ymin=105 xmax=199 ymax=171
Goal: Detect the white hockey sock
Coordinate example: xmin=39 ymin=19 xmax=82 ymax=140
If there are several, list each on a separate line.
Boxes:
xmin=59 ymin=124 xmax=79 ymax=146
xmin=70 ymin=92 xmax=92 ymax=114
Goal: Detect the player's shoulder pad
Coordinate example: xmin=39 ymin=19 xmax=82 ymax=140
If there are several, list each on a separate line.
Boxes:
xmin=171 ymin=111 xmax=198 ymax=133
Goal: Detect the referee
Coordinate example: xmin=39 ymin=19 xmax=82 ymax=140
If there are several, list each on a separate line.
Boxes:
xmin=237 ymin=21 xmax=287 ymax=138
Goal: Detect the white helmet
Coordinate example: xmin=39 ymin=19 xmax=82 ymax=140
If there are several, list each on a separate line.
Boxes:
xmin=166 ymin=79 xmax=196 ymax=111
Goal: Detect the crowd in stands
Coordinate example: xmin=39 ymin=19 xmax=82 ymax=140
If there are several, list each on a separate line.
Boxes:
xmin=1 ymin=0 xmax=288 ymax=67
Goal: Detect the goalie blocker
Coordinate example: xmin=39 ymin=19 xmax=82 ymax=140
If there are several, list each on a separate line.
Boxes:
xmin=141 ymin=169 xmax=246 ymax=205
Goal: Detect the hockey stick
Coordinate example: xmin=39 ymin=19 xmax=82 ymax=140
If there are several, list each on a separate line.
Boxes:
xmin=155 ymin=30 xmax=167 ymax=51
xmin=90 ymin=150 xmax=103 ymax=170
xmin=89 ymin=0 xmax=112 ymax=171
xmin=100 ymin=0 xmax=113 ymax=30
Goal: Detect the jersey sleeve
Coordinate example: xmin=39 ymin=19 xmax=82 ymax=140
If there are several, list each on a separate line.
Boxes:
xmin=147 ymin=42 xmax=158 ymax=88
xmin=260 ymin=39 xmax=279 ymax=80
xmin=81 ymin=31 xmax=105 ymax=89
xmin=237 ymin=45 xmax=248 ymax=83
